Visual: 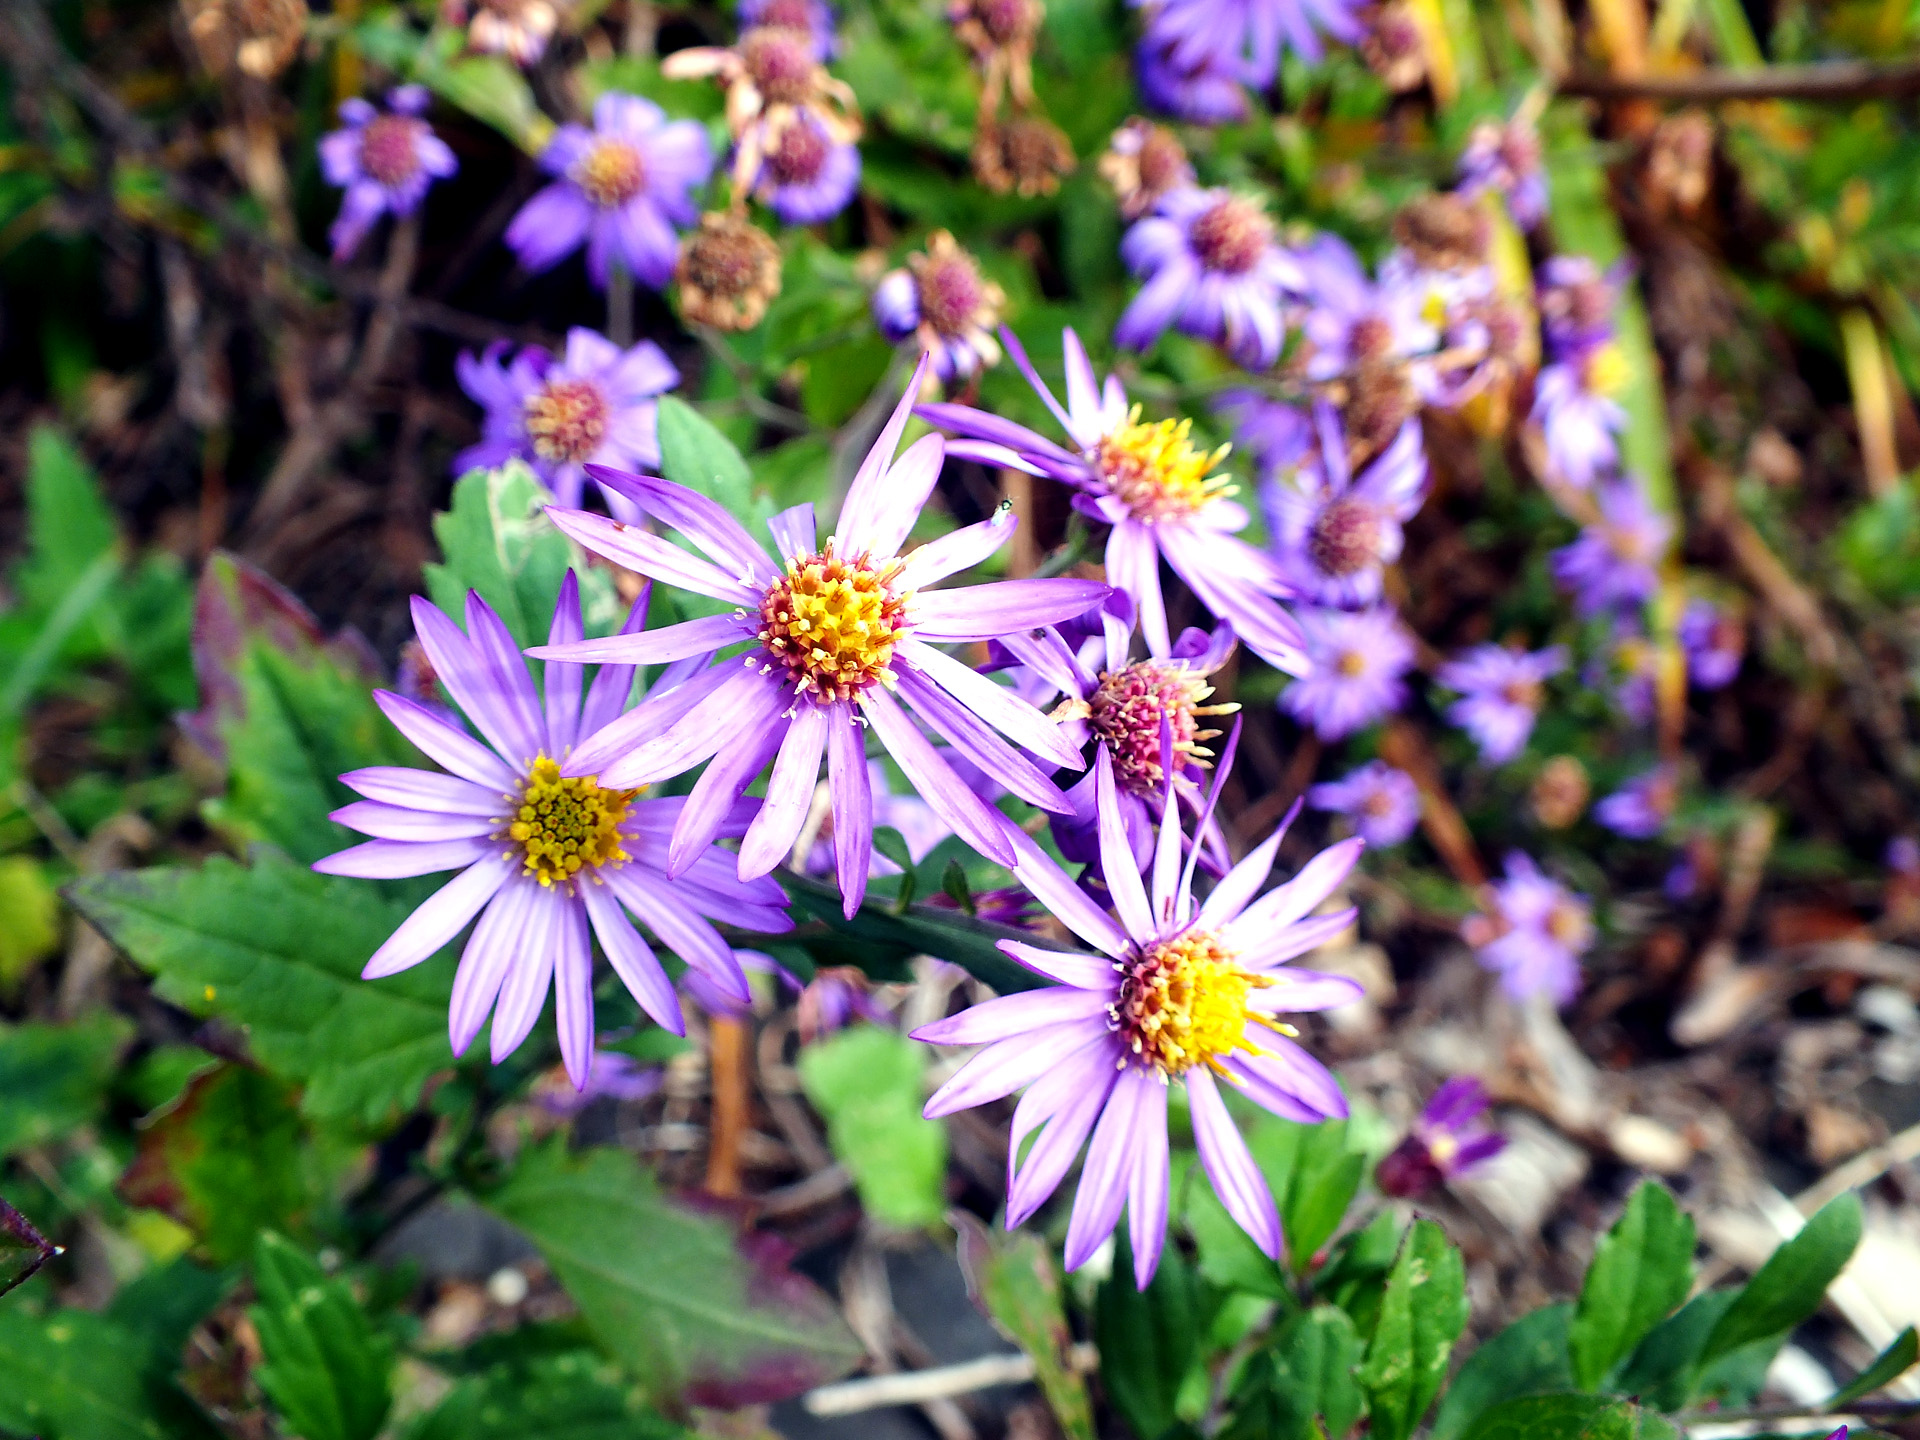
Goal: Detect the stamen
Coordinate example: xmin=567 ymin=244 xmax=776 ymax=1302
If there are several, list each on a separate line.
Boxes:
xmin=1110 ymin=929 xmax=1272 ymax=1078
xmin=756 ymin=540 xmax=913 ymax=704
xmin=504 ymin=756 xmax=637 ymax=889
xmin=1094 ymin=406 xmax=1235 ymax=523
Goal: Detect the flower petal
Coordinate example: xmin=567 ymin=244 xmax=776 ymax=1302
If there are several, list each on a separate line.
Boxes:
xmin=894 ymin=668 xmax=1070 ymax=815
xmin=593 ymin=665 xmax=784 ymax=789
xmin=912 ymin=579 xmax=1113 ymax=643
xmin=588 ymin=466 xmax=776 ymax=582
xmin=898 ymin=638 xmax=1083 ymax=769
xmin=1063 ymin=1067 xmax=1152 ymax=1272
xmin=314 ymin=836 xmax=495 ymax=879
xmin=1095 ymin=748 xmax=1154 ymax=942
xmin=767 ymin=502 xmax=816 ymax=561
xmin=922 ymin=1015 xmax=1111 ymax=1118
xmin=737 ymin=703 xmax=828 ymax=877
xmin=553 ymin=900 xmax=596 ymax=1088
xmin=1127 ymin=1078 xmax=1171 ymax=1287
xmin=544 ymin=505 xmax=761 ymax=605
xmin=329 ymin=801 xmax=497 ymax=843
xmin=666 ymin=708 xmax=792 ymax=877
xmin=1230 ymin=837 xmax=1365 ymax=934
xmin=859 ymin=685 xmax=1015 ymax=867
xmin=997 ymin=938 xmax=1121 ymax=990
xmin=449 ymin=878 xmax=537 ymax=1055
xmin=529 ymin=612 xmax=750 ymax=666
xmin=363 ymin=851 xmax=516 ymax=979
xmin=827 ymin=704 xmax=871 ymax=918
xmin=338 ymin=766 xmax=502 ymax=814
xmin=582 ymin=878 xmax=685 ymax=1034
xmin=489 ymin=884 xmax=561 ymax=1061
xmin=1004 ymin=829 xmax=1131 ymax=958
xmin=912 ymin=986 xmax=1113 ymax=1046
xmin=566 ymin=659 xmax=737 ymax=781
xmin=1188 ymin=1068 xmax=1282 ymax=1260
xmin=894 ymin=509 xmax=1018 ymax=591
xmin=835 ymin=352 xmax=933 ymax=554
xmin=1006 ymin=1039 xmax=1122 ymax=1226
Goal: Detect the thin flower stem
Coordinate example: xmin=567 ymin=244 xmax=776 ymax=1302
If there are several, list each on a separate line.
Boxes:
xmin=607 ymin=260 xmax=634 ymax=348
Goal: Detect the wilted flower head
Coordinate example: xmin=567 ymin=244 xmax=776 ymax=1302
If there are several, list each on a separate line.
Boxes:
xmin=1309 ymin=760 xmax=1420 ymax=846
xmin=1100 ymin=118 xmax=1195 ymax=219
xmin=1265 ymin=402 xmax=1428 ymax=608
xmin=665 ymin=22 xmax=860 ymax=151
xmin=1465 ymin=852 xmax=1592 ymax=1005
xmin=974 ymin=114 xmax=1076 ymax=198
xmin=1456 ymin=117 xmax=1546 ymax=231
xmin=950 ymin=0 xmax=1045 ymax=111
xmin=919 ymin=326 xmax=1308 ymax=673
xmin=739 ymin=0 xmax=839 ymax=58
xmin=1281 ymin=607 xmax=1414 ymax=740
xmin=504 ymin=93 xmax=712 ymax=290
xmin=1679 ymin=598 xmax=1742 ymax=689
xmin=454 ymin=328 xmax=679 ymax=512
xmin=1392 ymin=193 xmax=1492 ymax=275
xmin=1437 ymin=642 xmax=1567 ymax=765
xmin=456 ymin=0 xmax=562 ymax=64
xmin=873 ymin=232 xmax=1007 ymax=382
xmin=1595 ymin=764 xmax=1678 ymax=839
xmin=313 ymin=578 xmax=793 ymax=1088
xmin=914 ymin=747 xmax=1365 ymax=1286
xmin=1376 ymin=1077 xmax=1505 ymax=1195
xmin=1359 ymin=1 xmax=1427 ymax=91
xmin=531 ymin=354 xmax=1109 ymax=919
xmin=1537 ymin=255 xmax=1627 ymax=356
xmin=181 ymin=0 xmax=307 ymax=79
xmin=1530 ymin=755 xmax=1590 ymax=829
xmin=1647 ymin=110 xmax=1715 ymax=216
xmin=318 ymin=87 xmax=458 ymax=261
xmin=1550 ymin=479 xmax=1671 ymax=616
xmin=677 ymin=211 xmax=785 ymax=332
xmin=1116 ymin=188 xmax=1302 ymax=368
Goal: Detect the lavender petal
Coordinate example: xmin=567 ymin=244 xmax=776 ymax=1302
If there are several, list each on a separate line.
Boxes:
xmin=912 ymin=578 xmax=1114 ymax=643
xmin=737 ymin=703 xmax=829 ymax=877
xmin=314 ymin=836 xmax=496 ymax=879
xmin=364 ymin=851 xmax=515 ymax=979
xmin=1189 ymin=1068 xmax=1282 ymax=1260
xmin=582 ymin=878 xmax=686 ymax=1035
xmin=859 ymin=686 xmax=1016 ymax=867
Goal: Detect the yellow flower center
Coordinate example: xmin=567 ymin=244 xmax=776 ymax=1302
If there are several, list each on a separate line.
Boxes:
xmin=506 ymin=756 xmax=637 ymax=887
xmin=757 ymin=542 xmax=913 ymax=704
xmin=573 ymin=138 xmax=647 ymax=208
xmin=1094 ymin=408 xmax=1235 ymax=523
xmin=1584 ymin=341 xmax=1631 ymax=398
xmin=1337 ymin=649 xmax=1368 ymax=677
xmin=1087 ymin=660 xmax=1235 ymax=796
xmin=1112 ymin=930 xmax=1285 ymax=1079
xmin=1545 ymin=898 xmax=1593 ymax=949
xmin=523 ymin=377 xmax=610 ymax=463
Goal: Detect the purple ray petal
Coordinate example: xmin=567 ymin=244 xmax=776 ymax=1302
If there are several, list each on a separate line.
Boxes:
xmin=605 ymin=869 xmax=749 ymax=1002
xmin=529 ymin=612 xmax=750 ymax=666
xmin=895 ymin=669 xmax=1071 ymax=815
xmin=593 ymin=665 xmax=783 ymax=789
xmin=997 ymin=938 xmax=1122 ymax=990
xmin=855 ymin=432 xmax=946 ymax=561
xmin=895 ymin=509 xmax=1018 ymax=591
xmin=1196 ymin=822 xmax=1286 ymax=930
xmin=1063 ymin=1068 xmax=1151 ymax=1272
xmin=588 ymin=466 xmax=776 ymax=582
xmin=329 ymin=801 xmax=497 ymax=843
xmin=912 ymin=579 xmax=1113 ymax=643
xmin=1236 ymin=908 xmax=1358 ymax=969
xmin=1248 ymin=968 xmax=1367 ymax=1012
xmin=665 ymin=707 xmax=792 ymax=876
xmin=449 ymin=878 xmax=537 ymax=1055
xmin=545 ymin=506 xmax=761 ymax=606
xmin=991 ymin=626 xmax=1087 ymax=702
xmin=364 ymin=851 xmax=516 ymax=979
xmin=338 ymin=767 xmax=502 ymax=814
xmin=490 ymin=884 xmax=560 ymax=1061
xmin=1095 ymin=748 xmax=1154 ymax=942
xmin=1004 ymin=829 xmax=1131 ymax=958
xmin=1231 ymin=837 xmax=1365 ymax=933
xmin=1105 ymin=521 xmax=1168 ymax=659
xmin=314 ymin=836 xmax=495 ymax=879
xmin=1150 ymin=745 xmax=1183 ymax=928
xmin=860 ymin=686 xmax=1016 ymax=866
xmin=912 ymin=986 xmax=1112 ymax=1046
xmin=1227 ymin=1037 xmax=1348 ymax=1121
xmin=544 ymin=570 xmax=585 ymax=756
xmin=1189 ymin=1068 xmax=1282 ymax=1260
xmin=898 ymin=638 xmax=1082 ymax=769
xmin=836 ymin=352 xmax=933 ymax=553
xmin=582 ymin=879 xmax=685 ymax=1035
xmin=827 ymin=704 xmax=871 ymax=918
xmin=578 ymin=585 xmax=653 ymax=738
xmin=922 ymin=1015 xmax=1110 ymax=1117
xmin=464 ymin=592 xmax=550 ymax=761
xmin=566 ymin=660 xmax=737 ymax=780
xmin=767 ymin=502 xmax=816 ymax=561
xmin=1128 ymin=1078 xmax=1171 ymax=1287
xmin=409 ymin=598 xmax=536 ymax=766
xmin=738 ymin=702 xmax=828 ymax=876
xmin=1006 ymin=1041 xmax=1122 ymax=1227
xmin=915 ymin=402 xmax=1076 ymax=467
xmin=553 ymin=901 xmax=596 ymax=1088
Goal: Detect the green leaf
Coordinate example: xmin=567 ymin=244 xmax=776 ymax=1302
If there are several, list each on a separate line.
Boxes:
xmin=1699 ymin=1193 xmax=1863 ymax=1372
xmin=423 ymin=54 xmax=543 ymax=148
xmin=121 ymin=1066 xmax=312 ymax=1265
xmin=405 ymin=1348 xmax=690 ymax=1440
xmin=0 ymin=1011 xmax=133 ymax=1157
xmin=1612 ymin=1288 xmax=1737 ymax=1410
xmin=106 ymin=1258 xmax=232 ymax=1363
xmin=796 ymin=1025 xmax=946 ymax=1228
xmin=952 ymin=1211 xmax=1096 ymax=1440
xmin=1460 ymin=1394 xmax=1681 ymax=1440
xmin=66 ymin=855 xmax=456 ymax=1126
xmin=485 ymin=1141 xmax=863 ymax=1405
xmin=0 ymin=1193 xmax=58 ymax=1297
xmin=425 ymin=462 xmax=621 ymax=651
xmin=1185 ymin=1168 xmax=1289 ymax=1300
xmin=1827 ymin=1325 xmax=1918 ymax=1410
xmin=1314 ymin=1209 xmax=1405 ymax=1339
xmin=1569 ymin=1182 xmax=1696 ymax=1390
xmin=1432 ymin=1304 xmax=1576 ymax=1440
xmin=16 ymin=425 xmax=119 ymax=610
xmin=250 ymin=1232 xmax=393 ymax=1440
xmin=1272 ymin=1119 xmax=1366 ymax=1274
xmin=656 ymin=395 xmax=755 ymax=517
xmin=1224 ymin=1304 xmax=1363 ymax=1440
xmin=1093 ymin=1228 xmax=1199 ymax=1440
xmin=0 ymin=1306 xmax=219 ymax=1440
xmin=1359 ymin=1218 xmax=1469 ymax=1440
xmin=0 ymin=855 xmax=62 ymax=994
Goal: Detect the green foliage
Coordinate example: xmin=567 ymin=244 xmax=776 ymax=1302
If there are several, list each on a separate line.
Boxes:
xmin=406 ymin=1348 xmax=690 ymax=1439
xmin=952 ymin=1211 xmax=1096 ymax=1440
xmin=67 ymin=855 xmax=456 ymax=1126
xmin=426 ymin=462 xmax=622 ymax=650
xmin=1224 ymin=1305 xmax=1363 ymax=1440
xmin=1568 ymin=1182 xmax=1696 ymax=1390
xmin=1093 ymin=1229 xmax=1199 ymax=1440
xmin=485 ymin=1141 xmax=863 ymax=1405
xmin=1697 ymin=1193 xmax=1863 ymax=1375
xmin=1827 ymin=1325 xmax=1918 ymax=1409
xmin=0 ymin=1305 xmax=219 ymax=1440
xmin=1834 ymin=482 xmax=1920 ymax=603
xmin=1460 ymin=1394 xmax=1680 ymax=1440
xmin=0 ymin=1011 xmax=132 ymax=1157
xmin=796 ymin=1024 xmax=947 ymax=1228
xmin=1432 ymin=1304 xmax=1576 ymax=1440
xmin=0 ymin=1193 xmax=58 ymax=1297
xmin=250 ymin=1231 xmax=394 ymax=1440
xmin=1359 ymin=1218 xmax=1470 ymax=1440
xmin=656 ymin=394 xmax=758 ymax=519
xmin=0 ymin=853 xmax=63 ymax=990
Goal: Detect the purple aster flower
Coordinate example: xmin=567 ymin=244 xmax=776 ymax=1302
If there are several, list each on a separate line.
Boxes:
xmin=1532 ymin=351 xmax=1628 ymax=489
xmin=1135 ymin=0 xmax=1366 ymax=83
xmin=1456 ymin=117 xmax=1546 ymax=231
xmin=1537 ymin=255 xmax=1627 ymax=357
xmin=1220 ymin=394 xmax=1314 ymax=479
xmin=312 ymin=577 xmax=792 ymax=1089
xmin=1679 ymin=598 xmax=1742 ymax=689
xmin=453 ymin=327 xmax=679 ymax=511
xmin=1375 ymin=1076 xmax=1505 ymax=1196
xmin=317 ymin=86 xmax=457 ymax=261
xmin=535 ymin=1047 xmax=665 ymax=1115
xmin=738 ymin=0 xmax=839 ymax=58
xmin=1308 ymin=760 xmax=1420 ymax=846
xmin=919 ymin=326 xmax=1308 ymax=673
xmin=503 ymin=92 xmax=712 ymax=291
xmin=1436 ymin=642 xmax=1568 ymax=765
xmin=1115 ymin=188 xmax=1304 ymax=370
xmin=747 ymin=107 xmax=861 ymax=225
xmin=1594 ymin=764 xmax=1678 ymax=839
xmin=1294 ymin=233 xmax=1441 ymax=384
xmin=1265 ymin=402 xmax=1428 ymax=608
xmin=873 ymin=231 xmax=1007 ymax=383
xmin=529 ymin=354 xmax=1110 ymax=920
xmin=1134 ymin=40 xmax=1251 ymax=124
xmin=1550 ymin=479 xmax=1671 ymax=616
xmin=1465 ymin=852 xmax=1592 ymax=1006
xmin=913 ymin=747 xmax=1365 ymax=1285
xmin=1280 ymin=607 xmax=1413 ymax=740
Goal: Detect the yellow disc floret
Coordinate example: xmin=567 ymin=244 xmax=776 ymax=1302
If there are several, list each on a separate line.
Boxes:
xmin=1094 ymin=407 xmax=1235 ymax=523
xmin=506 ymin=756 xmax=637 ymax=887
xmin=757 ymin=541 xmax=912 ymax=704
xmin=1112 ymin=930 xmax=1284 ymax=1079
xmin=1584 ymin=341 xmax=1631 ymax=398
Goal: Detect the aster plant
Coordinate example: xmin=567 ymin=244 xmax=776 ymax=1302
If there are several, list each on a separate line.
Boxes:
xmin=1115 ymin=188 xmax=1302 ymax=369
xmin=529 ymin=355 xmax=1109 ymax=917
xmin=313 ymin=578 xmax=791 ymax=1088
xmin=318 ymin=86 xmax=457 ymax=261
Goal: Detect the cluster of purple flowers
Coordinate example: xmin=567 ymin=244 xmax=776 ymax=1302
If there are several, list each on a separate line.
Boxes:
xmin=1131 ymin=0 xmax=1364 ymax=123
